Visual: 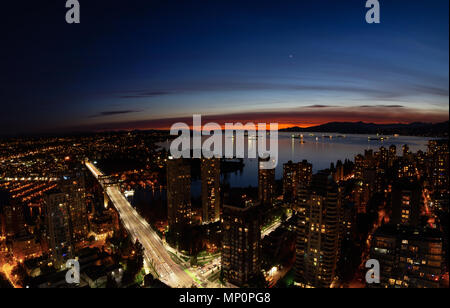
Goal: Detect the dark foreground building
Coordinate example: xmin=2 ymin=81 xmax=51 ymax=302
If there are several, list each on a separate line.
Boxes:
xmin=295 ymin=171 xmax=342 ymax=288
xmin=258 ymin=157 xmax=275 ymax=207
xmin=369 ymin=224 xmax=444 ymax=288
xmin=283 ymin=160 xmax=312 ymax=204
xmin=221 ymin=202 xmax=261 ymax=287
xmin=166 ymin=158 xmax=192 ymax=230
xmin=201 ymin=158 xmax=221 ymax=224
xmin=44 ymin=189 xmax=73 ymax=270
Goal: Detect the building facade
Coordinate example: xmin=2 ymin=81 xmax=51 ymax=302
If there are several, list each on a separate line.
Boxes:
xmin=283 ymin=160 xmax=312 ymax=204
xmin=258 ymin=157 xmax=275 ymax=206
xmin=62 ymin=172 xmax=89 ymax=244
xmin=222 ymin=202 xmax=261 ymax=287
xmin=391 ymin=179 xmax=422 ymax=227
xmin=44 ymin=190 xmax=73 ymax=269
xmin=201 ymin=158 xmax=221 ymax=224
xmin=167 ymin=158 xmax=192 ymax=230
xmin=370 ymin=225 xmax=444 ymax=288
xmin=295 ymin=172 xmax=342 ymax=288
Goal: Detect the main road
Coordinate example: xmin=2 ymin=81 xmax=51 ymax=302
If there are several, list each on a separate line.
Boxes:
xmin=85 ymin=161 xmax=196 ymax=288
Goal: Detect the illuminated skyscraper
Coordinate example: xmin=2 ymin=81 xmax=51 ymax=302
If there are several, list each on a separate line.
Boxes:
xmin=397 ymin=157 xmax=416 ymax=178
xmin=379 ymin=146 xmax=388 ymax=165
xmin=354 ymin=154 xmax=364 ymax=180
xmin=388 ymin=144 xmax=397 ymax=167
xmin=221 ymin=202 xmax=261 ymax=287
xmin=283 ymin=160 xmax=312 ymax=204
xmin=201 ymin=158 xmax=221 ymax=224
xmin=334 ymin=160 xmax=344 ymax=182
xmin=283 ymin=161 xmax=297 ymax=203
xmin=298 ymin=160 xmax=313 ymax=189
xmin=258 ymin=157 xmax=275 ymax=206
xmin=402 ymin=144 xmax=410 ymax=157
xmin=167 ymin=158 xmax=192 ymax=230
xmin=353 ymin=181 xmax=370 ymax=214
xmin=369 ymin=225 xmax=444 ymax=288
xmin=44 ymin=189 xmax=73 ymax=269
xmin=391 ymin=179 xmax=421 ymax=227
xmin=295 ymin=171 xmax=342 ymax=288
xmin=428 ymin=140 xmax=449 ymax=192
xmin=62 ymin=172 xmax=88 ymax=243
xmin=3 ymin=204 xmax=25 ymax=238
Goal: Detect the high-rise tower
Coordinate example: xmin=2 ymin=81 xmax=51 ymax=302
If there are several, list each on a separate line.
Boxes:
xmin=44 ymin=189 xmax=73 ymax=269
xmin=201 ymin=158 xmax=221 ymax=224
xmin=222 ymin=202 xmax=261 ymax=287
xmin=167 ymin=158 xmax=192 ymax=230
xmin=295 ymin=171 xmax=342 ymax=288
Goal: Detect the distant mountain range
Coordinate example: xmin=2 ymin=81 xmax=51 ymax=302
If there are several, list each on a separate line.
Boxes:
xmin=280 ymin=121 xmax=449 ymax=137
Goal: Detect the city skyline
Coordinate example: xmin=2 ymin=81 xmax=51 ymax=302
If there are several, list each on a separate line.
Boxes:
xmin=1 ymin=0 xmax=449 ymax=135
xmin=0 ymin=0 xmax=448 ymax=292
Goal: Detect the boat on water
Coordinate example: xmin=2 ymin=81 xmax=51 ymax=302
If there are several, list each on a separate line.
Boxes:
xmin=368 ymin=136 xmax=390 ymax=141
xmin=291 ymin=134 xmax=304 ymax=139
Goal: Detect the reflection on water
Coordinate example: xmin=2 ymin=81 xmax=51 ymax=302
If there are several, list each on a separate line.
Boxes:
xmin=159 ymin=132 xmax=434 ymax=188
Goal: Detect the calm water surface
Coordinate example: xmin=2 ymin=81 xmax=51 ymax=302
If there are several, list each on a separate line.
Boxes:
xmin=158 ymin=132 xmax=433 ymax=189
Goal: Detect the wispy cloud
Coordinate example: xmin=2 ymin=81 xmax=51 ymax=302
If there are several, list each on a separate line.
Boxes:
xmin=78 ymin=105 xmax=449 ymax=131
xmin=89 ymin=110 xmax=140 ymax=118
xmin=118 ymin=91 xmax=172 ymax=99
xmin=359 ymin=105 xmax=404 ymax=108
xmin=113 ymin=80 xmax=449 ymax=102
xmin=304 ymin=104 xmax=335 ymax=108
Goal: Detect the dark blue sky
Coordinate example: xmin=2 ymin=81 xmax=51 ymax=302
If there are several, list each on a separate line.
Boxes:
xmin=1 ymin=0 xmax=448 ymax=135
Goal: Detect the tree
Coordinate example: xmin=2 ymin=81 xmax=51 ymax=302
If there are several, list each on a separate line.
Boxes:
xmin=190 ymin=254 xmax=198 ymax=267
xmin=88 ymin=235 xmax=96 ymax=244
xmin=219 ymin=268 xmax=225 ymax=284
xmin=0 ymin=273 xmax=13 ymax=288
xmin=247 ymin=272 xmax=268 ymax=288
xmin=12 ymin=263 xmax=29 ymax=287
xmin=106 ymin=274 xmax=119 ymax=288
xmin=143 ymin=274 xmax=154 ymax=288
xmin=122 ymin=240 xmax=144 ymax=284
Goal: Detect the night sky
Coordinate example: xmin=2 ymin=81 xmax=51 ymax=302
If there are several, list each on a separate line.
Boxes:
xmin=1 ymin=0 xmax=448 ymax=135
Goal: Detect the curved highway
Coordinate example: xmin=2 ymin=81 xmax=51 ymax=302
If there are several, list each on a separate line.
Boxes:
xmin=85 ymin=161 xmax=196 ymax=288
